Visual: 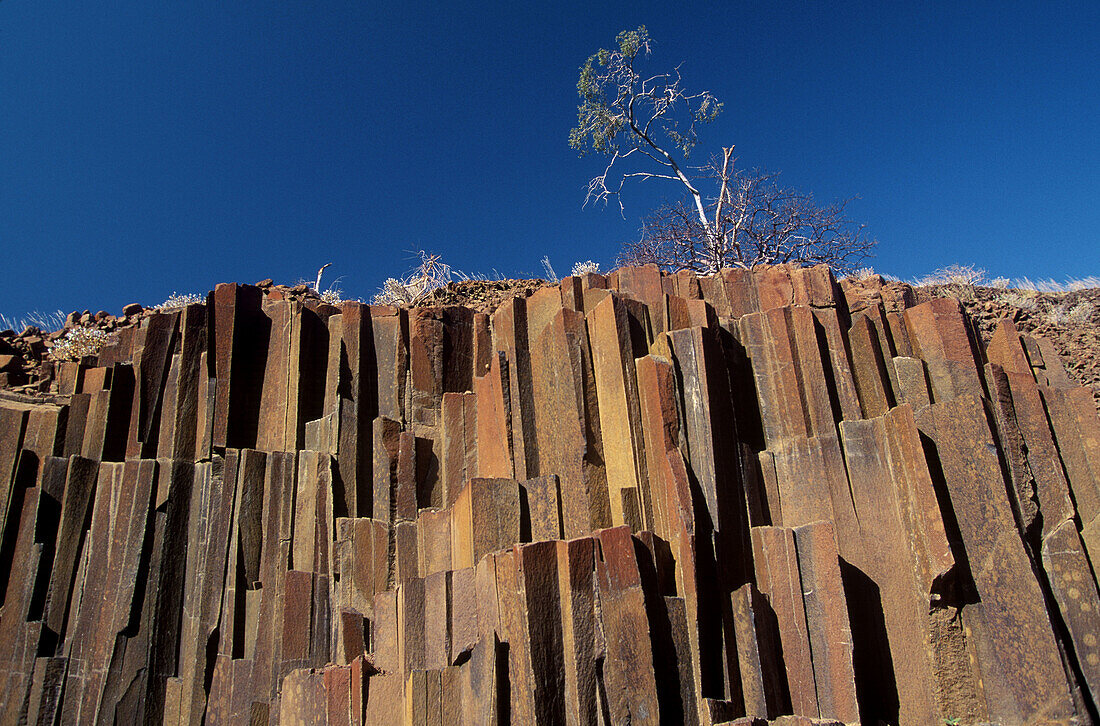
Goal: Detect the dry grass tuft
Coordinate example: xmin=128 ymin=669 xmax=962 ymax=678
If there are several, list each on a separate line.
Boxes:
xmin=48 ymin=327 xmax=114 ymax=361
xmin=152 ymin=292 xmax=205 ymax=311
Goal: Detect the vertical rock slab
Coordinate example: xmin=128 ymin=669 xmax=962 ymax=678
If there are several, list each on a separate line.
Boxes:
xmin=462 ymin=477 xmax=521 ymax=566
xmin=157 ymin=302 xmax=206 ymax=462
xmin=556 ymin=536 xmax=599 ymax=726
xmin=441 ymin=392 xmax=478 ymax=506
xmin=0 ymin=485 xmax=51 ymax=723
xmin=891 ymin=356 xmax=932 ymax=410
xmin=333 ymin=302 xmax=377 ymax=519
xmin=174 ymin=458 xmax=236 ymax=724
xmin=750 ymin=526 xmax=818 ymax=719
xmin=475 ymin=353 xmax=513 ymax=481
xmin=765 ymin=434 xmax=859 ymax=556
xmin=250 ymin=451 xmax=296 ymax=706
xmin=588 ymin=294 xmax=649 ymax=530
xmin=699 ymin=274 xmax=734 ymax=319
xmin=1041 ymin=520 xmax=1100 ymax=707
xmin=417 ymin=507 xmax=452 ymax=578
xmin=370 ymin=306 xmax=408 ymax=425
xmin=615 ymin=264 xmax=668 ymax=335
xmin=753 ymin=266 xmax=795 ymax=313
xmin=924 ymin=394 xmax=1076 ymax=723
xmin=1043 ymin=384 xmax=1100 ymax=558
xmin=903 ymin=298 xmax=985 ymax=404
xmin=518 ymin=540 xmax=566 ymax=723
xmin=442 ymin=306 xmax=478 ymax=395
xmin=789 ymin=265 xmax=839 ymax=309
xmin=791 ymin=522 xmax=859 ymax=724
xmin=719 ymin=268 xmax=759 ymax=319
xmin=848 ymin=314 xmax=894 ymax=418
xmin=335 ymin=517 xmax=388 ymax=619
xmin=634 ymin=354 xmax=680 ymax=541
xmin=407 ymin=308 xmax=443 ymax=502
xmin=60 ymin=459 xmax=157 ymax=723
xmin=493 ymin=547 xmax=540 ymax=723
xmin=528 ymin=294 xmax=609 ymax=538
xmin=42 ymin=455 xmax=99 ymax=640
xmin=450 ymin=566 xmax=479 ymax=662
xmin=811 ymin=307 xmax=863 ymax=423
xmin=739 ymin=307 xmax=836 ymax=448
xmin=255 ymin=300 xmax=293 ymax=453
xmin=423 ymin=570 xmax=452 ymax=670
xmin=839 ymin=406 xmax=960 ymax=726
xmin=595 ymin=527 xmax=660 ymax=725
xmin=731 ymin=583 xmax=788 ymax=720
xmin=522 ymin=475 xmax=564 ymax=541
xmin=491 ymin=297 xmax=536 ymax=481
xmin=210 ymin=283 xmax=266 ymax=450
xmin=371 ymin=416 xmax=401 ymax=526
xmin=666 ymin=325 xmax=752 ymax=588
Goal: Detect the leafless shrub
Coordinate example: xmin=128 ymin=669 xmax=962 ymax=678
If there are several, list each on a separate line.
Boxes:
xmin=619 ymin=164 xmax=876 ymax=275
xmin=373 ymin=251 xmax=456 ymax=306
xmin=916 ymin=264 xmax=987 ymax=301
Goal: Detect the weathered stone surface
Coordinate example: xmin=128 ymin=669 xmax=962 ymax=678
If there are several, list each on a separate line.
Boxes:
xmin=739 ymin=306 xmax=836 ymax=447
xmin=923 ymin=394 xmax=1076 ymax=723
xmin=588 ymin=294 xmax=649 ymax=529
xmin=528 ymin=301 xmax=610 ymax=538
xmin=0 ymin=266 xmax=1095 ymax=722
xmin=838 ymin=406 xmax=959 ymax=726
xmin=474 ymin=353 xmax=512 ymax=480
xmin=751 ymin=526 xmax=818 ymax=718
xmin=1041 ymin=519 xmax=1100 ymax=707
xmin=791 ymin=522 xmax=859 ymax=724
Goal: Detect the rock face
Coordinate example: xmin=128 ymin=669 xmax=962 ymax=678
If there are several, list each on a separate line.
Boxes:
xmin=0 ymin=264 xmax=1098 ymax=725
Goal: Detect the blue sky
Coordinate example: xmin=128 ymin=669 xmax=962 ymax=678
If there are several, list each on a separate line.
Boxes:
xmin=2 ymin=1 xmax=1098 ymax=319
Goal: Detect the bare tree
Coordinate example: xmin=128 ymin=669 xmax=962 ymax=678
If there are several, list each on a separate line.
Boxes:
xmin=620 ymin=161 xmax=877 ymax=275
xmin=571 ymin=27 xmax=875 ymax=275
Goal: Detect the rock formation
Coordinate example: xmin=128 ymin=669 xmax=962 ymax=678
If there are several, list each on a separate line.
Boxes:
xmin=0 ymin=264 xmax=1097 ymax=725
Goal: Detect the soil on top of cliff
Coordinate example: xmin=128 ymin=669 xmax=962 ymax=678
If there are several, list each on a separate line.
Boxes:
xmin=2 ymin=273 xmax=1098 ymax=412
xmin=413 ymin=278 xmax=554 ymax=314
xmin=923 ymin=284 xmax=1100 ymax=410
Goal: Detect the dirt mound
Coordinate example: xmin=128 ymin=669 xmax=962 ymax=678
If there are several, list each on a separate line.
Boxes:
xmin=413 ymin=278 xmax=554 ymax=314
xmin=919 ymin=284 xmax=1100 ymax=410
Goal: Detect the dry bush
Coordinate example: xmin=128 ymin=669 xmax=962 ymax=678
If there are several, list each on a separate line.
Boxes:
xmin=571 ymin=260 xmax=601 ymax=276
xmin=319 ymin=288 xmax=344 ymax=305
xmin=1046 ymin=300 xmax=1096 ymax=327
xmin=49 ymin=327 xmax=114 ymax=361
xmin=916 ymin=264 xmax=987 ymax=301
xmin=373 ymin=251 xmax=456 ymax=306
xmin=153 ymin=292 xmax=205 ymax=311
xmin=998 ymin=290 xmax=1041 ymax=311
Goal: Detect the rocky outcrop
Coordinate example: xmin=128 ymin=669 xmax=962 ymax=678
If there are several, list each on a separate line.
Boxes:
xmin=0 ymin=264 xmax=1097 ymax=725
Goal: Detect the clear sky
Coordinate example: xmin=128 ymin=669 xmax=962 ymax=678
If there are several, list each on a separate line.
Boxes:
xmin=2 ymin=1 xmax=1098 ymax=320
